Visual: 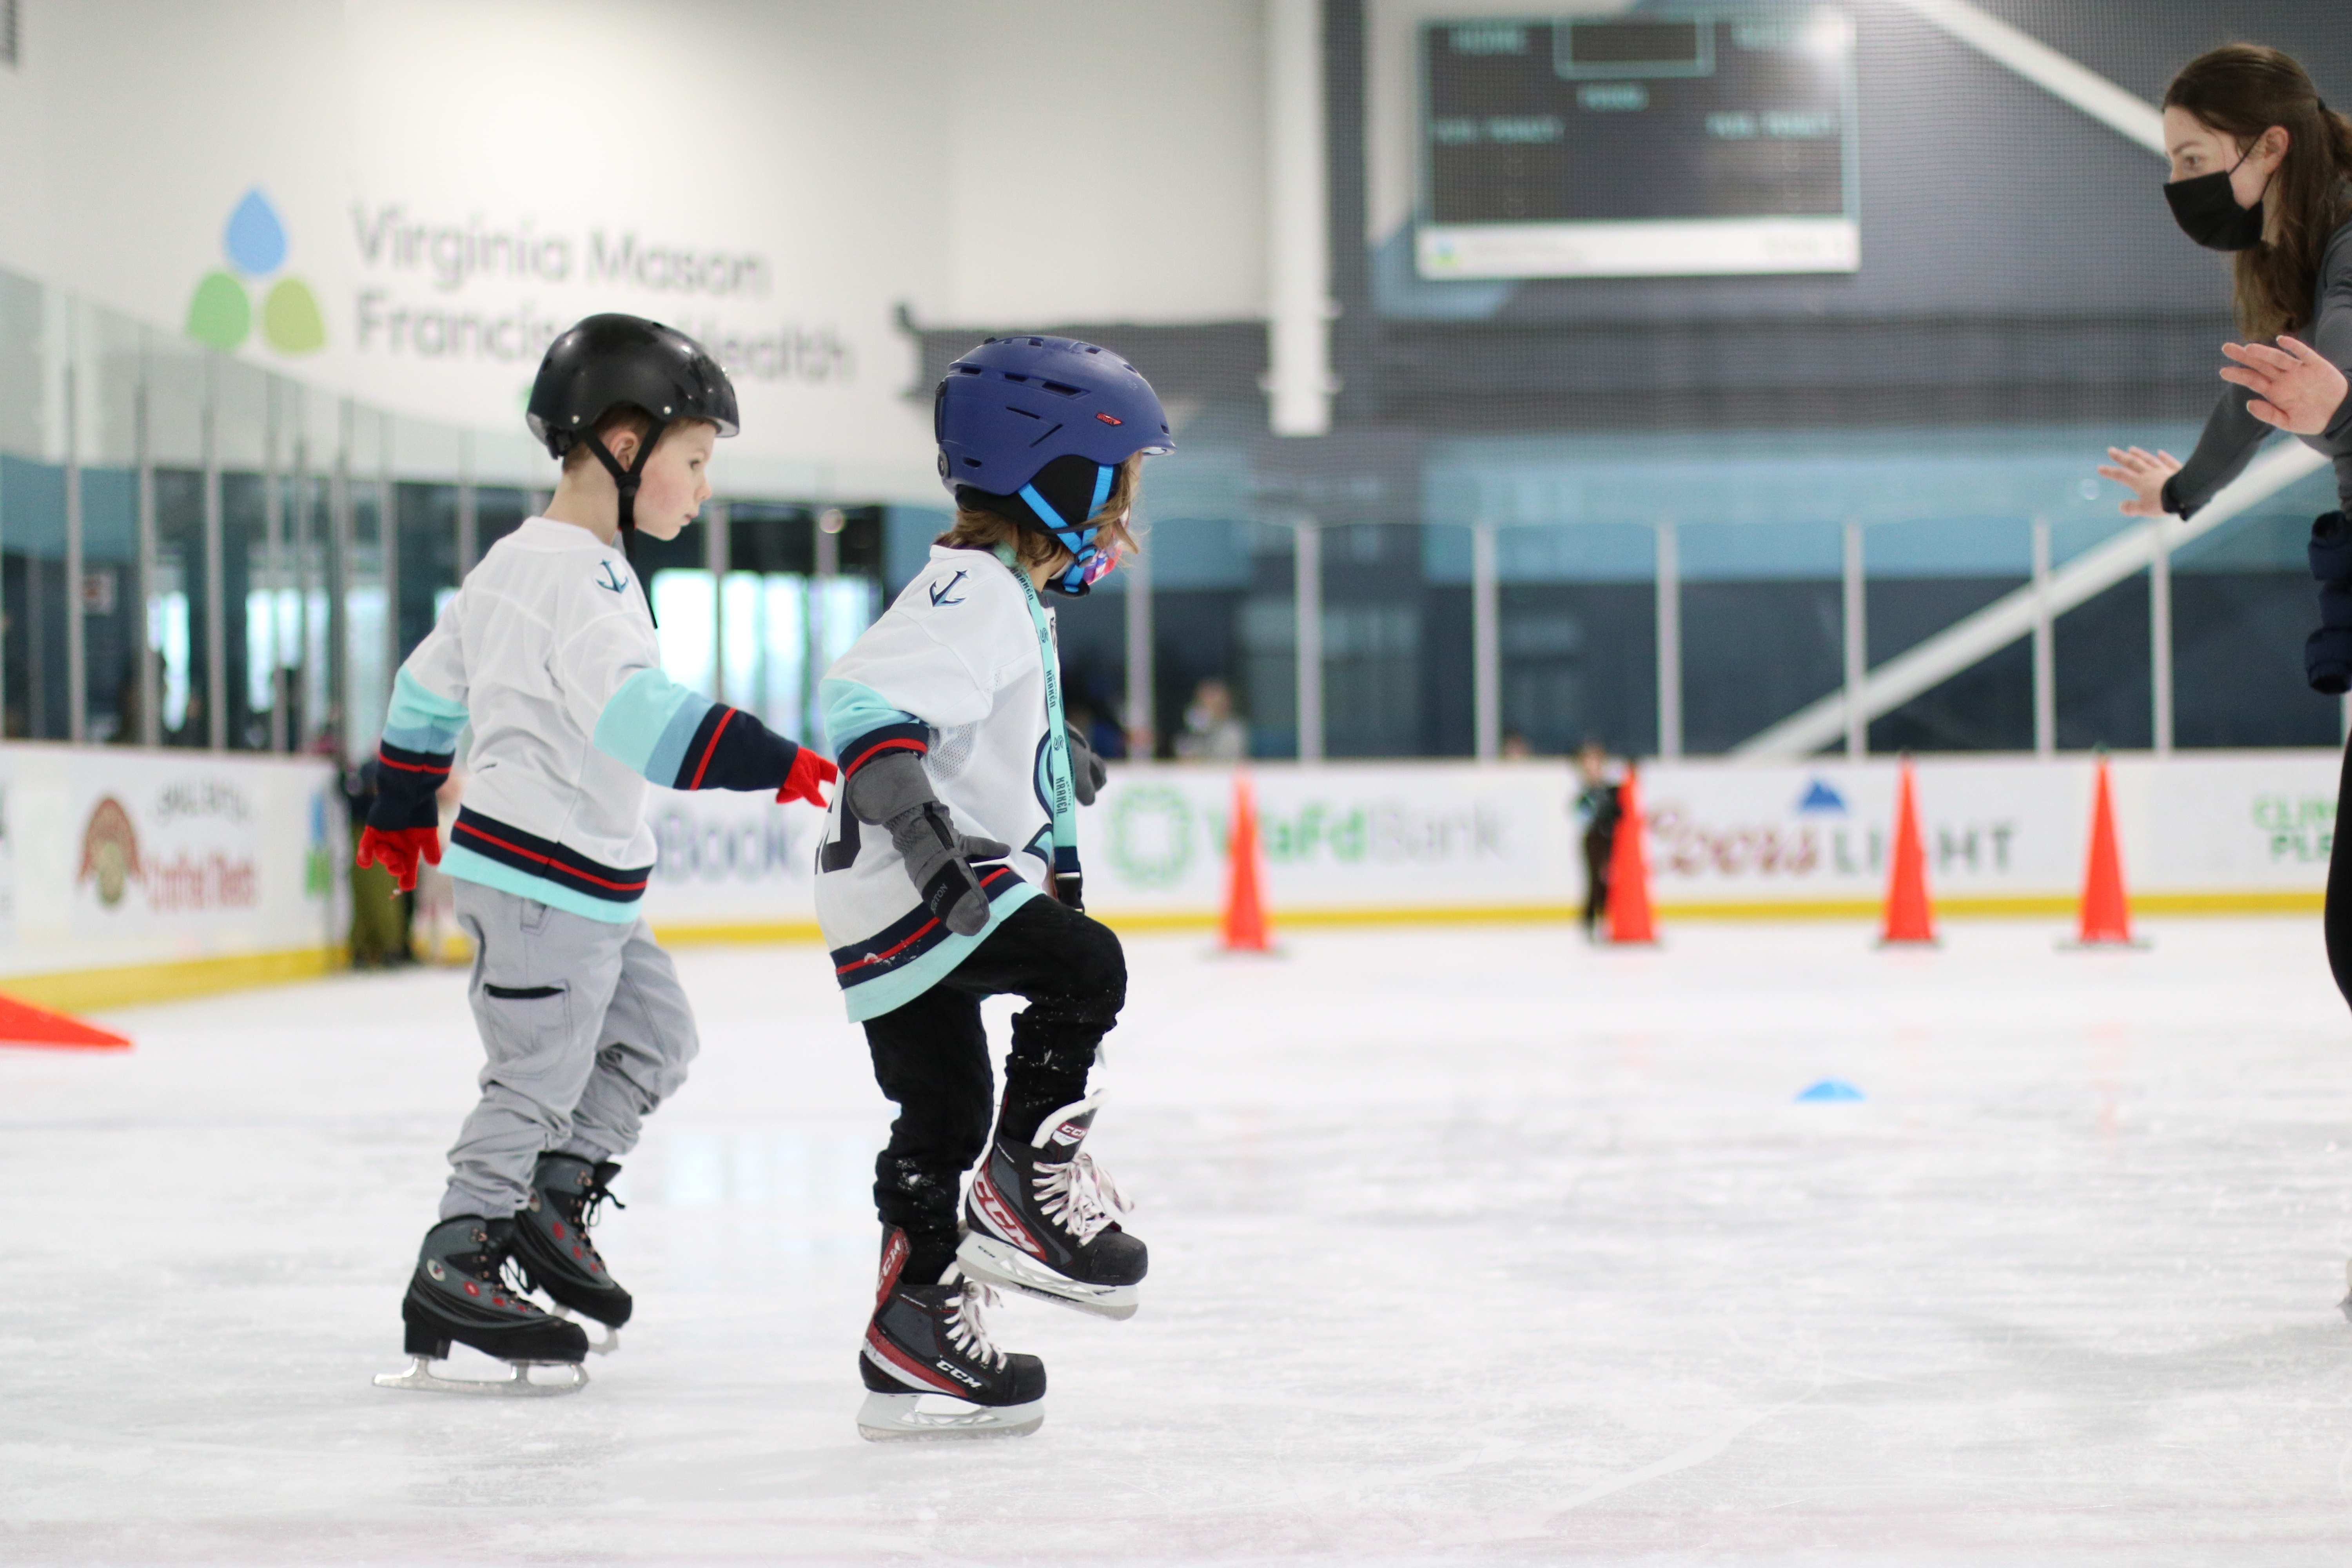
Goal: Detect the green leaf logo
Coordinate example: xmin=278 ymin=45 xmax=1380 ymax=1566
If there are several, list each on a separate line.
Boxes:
xmin=262 ymin=279 xmax=326 ymax=354
xmin=185 ymin=270 xmax=251 ymax=350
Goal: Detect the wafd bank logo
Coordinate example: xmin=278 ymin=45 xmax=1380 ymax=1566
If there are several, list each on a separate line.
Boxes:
xmin=185 ymin=189 xmax=327 ymax=356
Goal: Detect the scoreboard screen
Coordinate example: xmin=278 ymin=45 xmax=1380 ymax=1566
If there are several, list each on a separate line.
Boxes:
xmin=1417 ymin=11 xmax=1858 ymax=280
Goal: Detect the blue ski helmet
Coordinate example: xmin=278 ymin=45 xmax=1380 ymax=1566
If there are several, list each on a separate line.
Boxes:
xmin=935 ymin=336 xmax=1174 ymax=596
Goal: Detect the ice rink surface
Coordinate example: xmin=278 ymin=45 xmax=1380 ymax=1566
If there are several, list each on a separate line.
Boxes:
xmin=8 ymin=918 xmax=2352 ymax=1566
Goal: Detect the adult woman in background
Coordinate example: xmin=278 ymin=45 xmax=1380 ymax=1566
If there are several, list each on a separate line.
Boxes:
xmin=2097 ymin=45 xmax=2352 ymax=1009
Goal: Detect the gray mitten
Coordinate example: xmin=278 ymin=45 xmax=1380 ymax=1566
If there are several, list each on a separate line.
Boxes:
xmin=1064 ymin=722 xmax=1109 ymax=807
xmin=846 ymin=751 xmax=1009 ymax=936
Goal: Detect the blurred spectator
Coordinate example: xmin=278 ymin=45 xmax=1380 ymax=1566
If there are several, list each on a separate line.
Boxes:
xmin=1501 ymin=729 xmax=1533 ymax=760
xmin=1174 ymin=677 xmax=1247 ymax=762
xmin=1066 ymin=698 xmax=1126 ymax=762
xmin=411 ymin=769 xmax=468 ymax=964
xmin=1573 ymin=739 xmax=1622 ymax=941
xmin=342 ymin=756 xmax=415 ymax=969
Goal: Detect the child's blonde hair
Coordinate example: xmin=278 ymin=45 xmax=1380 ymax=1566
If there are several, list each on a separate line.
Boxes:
xmin=935 ymin=454 xmax=1144 ymax=574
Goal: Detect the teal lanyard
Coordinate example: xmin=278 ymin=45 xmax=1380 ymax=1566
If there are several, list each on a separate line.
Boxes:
xmin=994 ymin=545 xmax=1080 ymax=879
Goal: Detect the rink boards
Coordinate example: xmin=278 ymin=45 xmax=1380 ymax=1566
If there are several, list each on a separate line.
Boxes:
xmin=0 ymin=741 xmax=347 ymax=1008
xmin=0 ymin=745 xmax=2336 ymax=1007
xmin=644 ymin=751 xmax=2343 ymax=938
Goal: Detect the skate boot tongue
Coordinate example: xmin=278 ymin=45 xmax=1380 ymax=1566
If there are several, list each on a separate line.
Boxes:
xmin=1032 ymin=1096 xmax=1100 ymax=1153
xmin=536 ymin=1154 xmax=626 ymax=1224
xmin=514 ymin=1154 xmax=633 ymax=1335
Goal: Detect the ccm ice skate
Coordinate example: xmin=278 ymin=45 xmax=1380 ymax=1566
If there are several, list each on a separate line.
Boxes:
xmin=509 ymin=1153 xmax=629 ymax=1353
xmin=957 ymin=1094 xmax=1145 ymax=1319
xmin=375 ymin=1216 xmax=589 ymax=1396
xmin=858 ymin=1228 xmax=1045 ymax=1441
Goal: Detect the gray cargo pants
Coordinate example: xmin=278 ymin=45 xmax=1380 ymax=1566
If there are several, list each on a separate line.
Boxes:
xmin=440 ymin=880 xmax=699 ymax=1221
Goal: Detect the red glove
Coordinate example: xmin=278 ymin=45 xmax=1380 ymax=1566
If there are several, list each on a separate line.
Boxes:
xmin=355 ymin=825 xmax=442 ymax=893
xmin=776 ymin=749 xmax=839 ymax=809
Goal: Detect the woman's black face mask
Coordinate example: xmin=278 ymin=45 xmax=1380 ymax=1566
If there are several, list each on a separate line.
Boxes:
xmin=2164 ymin=143 xmax=2268 ymax=251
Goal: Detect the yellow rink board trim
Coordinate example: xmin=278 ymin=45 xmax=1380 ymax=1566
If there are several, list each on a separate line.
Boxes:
xmin=651 ymin=920 xmax=826 ymax=946
xmin=0 ymin=946 xmax=347 ymax=1014
xmin=3 ymin=890 xmax=2323 ymax=1013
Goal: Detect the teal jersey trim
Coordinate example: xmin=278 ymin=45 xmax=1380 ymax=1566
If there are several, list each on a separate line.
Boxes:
xmin=839 ymin=878 xmax=1045 ymax=1023
xmin=592 ymin=666 xmax=710 ymax=784
xmin=820 ymin=677 xmax=920 ymax=755
xmin=442 ymin=843 xmax=644 ymax=924
xmin=993 ymin=545 xmax=1080 ymax=877
xmin=382 ymin=666 xmax=469 ymax=755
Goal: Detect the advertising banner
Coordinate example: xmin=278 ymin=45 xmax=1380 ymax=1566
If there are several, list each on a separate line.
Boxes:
xmin=0 ymin=743 xmax=344 ymax=985
xmin=1638 ymin=752 xmax=2339 ymax=912
xmin=2 ymin=748 xmax=2330 ymax=996
xmin=643 ymin=753 xmax=2341 ymax=934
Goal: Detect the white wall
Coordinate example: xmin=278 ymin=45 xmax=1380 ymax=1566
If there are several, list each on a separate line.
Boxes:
xmin=938 ymin=1 xmax=1267 ymax=325
xmin=0 ymin=0 xmax=1268 ymax=499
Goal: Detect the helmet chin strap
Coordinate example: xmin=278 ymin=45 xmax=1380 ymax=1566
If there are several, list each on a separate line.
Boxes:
xmin=1018 ymin=464 xmax=1117 ymax=597
xmin=584 ymin=432 xmax=659 ymax=557
xmin=583 ymin=430 xmax=661 ymax=622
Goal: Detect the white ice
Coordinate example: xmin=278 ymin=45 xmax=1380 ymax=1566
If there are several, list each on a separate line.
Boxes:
xmin=7 ymin=919 xmax=2352 ymax=1565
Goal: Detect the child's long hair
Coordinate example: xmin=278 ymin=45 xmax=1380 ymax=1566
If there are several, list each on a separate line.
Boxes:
xmin=935 ymin=453 xmax=1145 ymax=574
xmin=2164 ymin=44 xmax=2352 ymax=339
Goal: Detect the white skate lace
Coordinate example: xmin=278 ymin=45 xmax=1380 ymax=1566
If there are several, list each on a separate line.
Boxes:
xmin=945 ymin=1280 xmax=1009 ymax=1370
xmin=1033 ymin=1150 xmax=1130 ymax=1245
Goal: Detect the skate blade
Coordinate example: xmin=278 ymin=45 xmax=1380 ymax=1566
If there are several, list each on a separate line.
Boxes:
xmin=372 ymin=1356 xmax=588 ymax=1397
xmin=548 ymin=1305 xmax=622 ymax=1356
xmin=956 ymin=1234 xmax=1139 ymax=1321
xmin=856 ymin=1390 xmax=1043 ymax=1442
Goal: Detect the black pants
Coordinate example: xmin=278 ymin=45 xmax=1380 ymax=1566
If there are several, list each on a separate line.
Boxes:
xmin=1581 ymin=826 xmax=1614 ymax=933
xmin=862 ymin=895 xmax=1127 ymax=1279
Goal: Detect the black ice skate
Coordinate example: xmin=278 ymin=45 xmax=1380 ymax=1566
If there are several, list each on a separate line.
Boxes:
xmin=509 ymin=1153 xmax=629 ymax=1353
xmin=956 ymin=1094 xmax=1146 ymax=1319
xmin=374 ymin=1216 xmax=589 ymax=1396
xmin=858 ymin=1228 xmax=1046 ymax=1441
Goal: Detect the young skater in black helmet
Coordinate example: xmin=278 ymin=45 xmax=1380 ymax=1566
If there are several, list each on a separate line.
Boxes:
xmin=815 ymin=335 xmax=1172 ymax=1438
xmin=359 ymin=314 xmax=837 ymax=1394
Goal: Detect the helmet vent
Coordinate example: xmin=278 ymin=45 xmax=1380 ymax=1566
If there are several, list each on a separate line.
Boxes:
xmin=963 ymin=457 xmax=984 ymax=468
xmin=1027 ymin=338 xmax=1045 ymax=346
xmin=954 ymin=365 xmax=983 ymax=376
xmin=1007 ymin=405 xmax=1042 ymax=421
xmin=1040 ymin=380 xmax=1083 ymax=397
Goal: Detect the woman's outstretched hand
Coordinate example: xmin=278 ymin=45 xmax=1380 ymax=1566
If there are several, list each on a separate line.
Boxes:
xmin=2096 ymin=446 xmax=2183 ymax=517
xmin=2220 ymin=335 xmax=2350 ymax=436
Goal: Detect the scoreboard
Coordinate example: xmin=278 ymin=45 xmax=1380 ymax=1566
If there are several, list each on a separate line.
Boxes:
xmin=1416 ymin=11 xmax=1858 ymax=280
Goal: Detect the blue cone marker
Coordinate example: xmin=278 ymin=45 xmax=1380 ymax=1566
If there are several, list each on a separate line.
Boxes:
xmin=1796 ymin=1079 xmax=1866 ymax=1102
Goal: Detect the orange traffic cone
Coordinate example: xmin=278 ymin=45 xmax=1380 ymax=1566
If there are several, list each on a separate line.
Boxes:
xmin=1879 ymin=757 xmax=1936 ymax=946
xmin=2073 ymin=755 xmax=2137 ymax=947
xmin=1220 ymin=772 xmax=1274 ymax=953
xmin=0 ymin=993 xmax=130 ymax=1051
xmin=1605 ymin=764 xmax=1657 ymax=945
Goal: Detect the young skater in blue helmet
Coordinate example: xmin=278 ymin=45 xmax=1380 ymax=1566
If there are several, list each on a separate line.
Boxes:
xmin=358 ymin=314 xmax=837 ymax=1394
xmin=815 ymin=335 xmax=1173 ymax=1439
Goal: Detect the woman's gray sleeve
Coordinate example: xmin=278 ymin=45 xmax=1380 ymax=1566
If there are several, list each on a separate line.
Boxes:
xmin=2166 ymin=229 xmax=2352 ymax=517
xmin=2307 ymin=237 xmax=2352 ymax=479
xmin=2160 ymin=384 xmax=2269 ymax=519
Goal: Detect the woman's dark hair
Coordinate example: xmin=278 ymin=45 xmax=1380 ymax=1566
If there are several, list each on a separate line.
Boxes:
xmin=2165 ymin=44 xmax=2352 ymax=339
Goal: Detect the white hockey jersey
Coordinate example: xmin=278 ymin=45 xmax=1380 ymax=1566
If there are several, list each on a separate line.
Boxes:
xmin=379 ymin=516 xmax=803 ymax=922
xmin=815 ymin=544 xmax=1080 ymax=1022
